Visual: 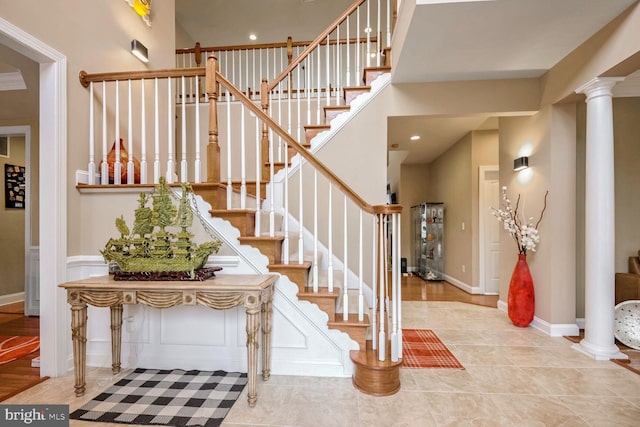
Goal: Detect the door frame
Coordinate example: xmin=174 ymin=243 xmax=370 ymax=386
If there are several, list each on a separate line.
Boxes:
xmin=478 ymin=165 xmax=499 ymax=295
xmin=0 ymin=126 xmax=36 ymax=314
xmin=0 ymin=17 xmax=68 ymax=377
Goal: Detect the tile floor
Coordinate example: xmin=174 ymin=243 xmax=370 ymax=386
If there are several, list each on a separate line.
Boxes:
xmin=5 ymin=301 xmax=640 ymax=426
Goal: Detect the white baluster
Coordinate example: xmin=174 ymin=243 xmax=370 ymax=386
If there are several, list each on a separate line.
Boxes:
xmin=371 ymin=215 xmax=377 ymax=350
xmin=277 ymin=81 xmax=282 ymax=163
xmin=377 ymin=0 xmax=382 ymax=66
xmin=180 ymin=76 xmax=188 ymax=181
xmin=140 ymin=78 xmax=147 ymax=184
xmin=99 ymin=81 xmax=114 ymax=185
xmin=153 ymin=78 xmax=160 ymax=183
xmin=325 ymin=34 xmax=331 ymax=105
xmin=346 ymin=15 xmax=351 ymax=87
xmin=127 ymin=80 xmax=134 ymax=184
xmin=194 ymin=77 xmax=200 ymax=183
xmin=327 ymin=183 xmax=334 ymax=293
xmin=282 ymin=141 xmax=290 ymax=264
xmin=226 ymin=83 xmax=232 ymax=209
xmin=378 ymin=214 xmax=386 ymax=361
xmin=113 ymin=81 xmax=121 ymax=185
xmin=391 ymin=213 xmax=399 ymax=362
xmin=166 ymin=78 xmax=175 ymax=183
xmin=298 ymin=156 xmax=304 ymax=264
xmin=336 ymin=25 xmax=342 ymax=105
xmin=312 ymin=170 xmax=319 ymax=292
xmin=387 ymin=0 xmax=392 ymax=47
xmin=366 ymin=1 xmax=371 ymax=68
xmin=88 ymin=82 xmax=95 ymax=185
xmin=343 ymin=196 xmax=349 ymax=321
xmin=316 ymin=42 xmax=321 ymax=124
xmin=396 ymin=212 xmax=403 ymax=358
xmin=356 ymin=6 xmax=361 ymax=87
xmin=268 ymin=133 xmax=275 ymax=237
xmin=358 ymin=209 xmax=364 ymax=322
xmin=254 ymin=116 xmax=261 ymax=237
xmin=296 ymin=52 xmax=302 ymax=141
xmin=240 ymin=104 xmax=247 ymax=209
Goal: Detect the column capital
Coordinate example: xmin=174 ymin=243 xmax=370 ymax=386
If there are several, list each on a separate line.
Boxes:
xmin=575 ymin=77 xmax=625 ymax=101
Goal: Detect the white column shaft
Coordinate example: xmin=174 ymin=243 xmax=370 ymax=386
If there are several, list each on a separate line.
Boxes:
xmin=575 ymin=77 xmax=626 ymax=360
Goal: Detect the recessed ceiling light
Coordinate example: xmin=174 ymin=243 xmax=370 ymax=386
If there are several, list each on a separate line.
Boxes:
xmin=249 ymin=34 xmax=257 ymax=41
xmin=410 ymin=135 xmax=421 ymax=141
xmin=364 ymin=27 xmax=372 ymax=33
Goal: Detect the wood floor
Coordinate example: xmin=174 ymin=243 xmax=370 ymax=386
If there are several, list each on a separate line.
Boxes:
xmin=0 ymin=302 xmax=45 ymax=402
xmin=0 ymin=276 xmax=636 ymax=402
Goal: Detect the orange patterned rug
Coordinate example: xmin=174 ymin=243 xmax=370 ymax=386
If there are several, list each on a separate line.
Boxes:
xmin=0 ymin=336 xmax=40 ymax=366
xmin=402 ymin=329 xmax=464 ymax=369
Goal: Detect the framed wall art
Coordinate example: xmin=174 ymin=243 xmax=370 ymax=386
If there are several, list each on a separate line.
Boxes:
xmin=5 ymin=163 xmax=26 ymax=209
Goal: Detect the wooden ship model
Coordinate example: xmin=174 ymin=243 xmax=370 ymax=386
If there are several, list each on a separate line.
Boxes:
xmin=101 ymin=178 xmax=222 ymax=279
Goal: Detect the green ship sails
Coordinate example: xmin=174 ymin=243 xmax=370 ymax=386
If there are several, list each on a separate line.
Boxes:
xmin=101 ymin=178 xmax=221 ymax=277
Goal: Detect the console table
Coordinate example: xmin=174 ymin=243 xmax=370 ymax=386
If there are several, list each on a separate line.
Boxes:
xmin=59 ymin=274 xmax=277 ymax=407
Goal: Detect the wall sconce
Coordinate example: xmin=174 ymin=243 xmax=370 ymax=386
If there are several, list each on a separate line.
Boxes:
xmin=131 ymin=39 xmax=149 ymax=63
xmin=513 ymin=156 xmax=529 ymax=172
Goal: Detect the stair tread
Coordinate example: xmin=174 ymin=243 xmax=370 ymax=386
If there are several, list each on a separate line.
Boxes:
xmin=268 ymin=261 xmax=312 ymax=269
xmin=298 ymin=287 xmax=340 ymax=298
xmin=238 ymin=235 xmax=284 ymax=242
xmin=329 ymin=313 xmax=370 ymax=326
xmin=324 ymin=105 xmax=350 ymax=111
xmin=343 ymin=86 xmax=371 ymax=91
xmin=304 ymin=124 xmax=331 ymax=130
xmin=210 ymin=208 xmax=255 ymax=214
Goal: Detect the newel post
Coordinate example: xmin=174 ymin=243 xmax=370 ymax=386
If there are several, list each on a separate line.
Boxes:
xmin=206 ymin=55 xmax=220 ymax=184
xmin=287 ymin=36 xmax=293 ymax=96
xmin=261 ymin=79 xmax=270 ymax=178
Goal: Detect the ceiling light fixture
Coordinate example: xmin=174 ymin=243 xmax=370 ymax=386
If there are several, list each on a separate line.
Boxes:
xmin=410 ymin=135 xmax=420 ymax=141
xmin=131 ymin=39 xmax=149 ymax=63
xmin=249 ymin=34 xmax=257 ymax=41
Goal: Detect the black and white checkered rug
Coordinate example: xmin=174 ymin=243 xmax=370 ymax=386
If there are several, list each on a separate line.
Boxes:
xmin=70 ymin=368 xmax=247 ymax=427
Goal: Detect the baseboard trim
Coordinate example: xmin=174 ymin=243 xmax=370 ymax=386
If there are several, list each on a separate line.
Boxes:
xmin=496 ymin=300 xmax=579 ymax=336
xmin=442 ymin=274 xmax=482 ymax=294
xmin=0 ymin=292 xmax=25 ymax=306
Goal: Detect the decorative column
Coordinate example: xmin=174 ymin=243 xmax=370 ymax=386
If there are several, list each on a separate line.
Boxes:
xmin=574 ymin=77 xmax=626 ymax=360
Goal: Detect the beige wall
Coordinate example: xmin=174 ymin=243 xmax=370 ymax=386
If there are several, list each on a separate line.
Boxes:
xmin=399 ymin=130 xmax=497 ymax=284
xmin=429 ymin=133 xmax=473 ymax=284
xmin=0 ymin=0 xmax=177 ymax=257
xmin=470 ymin=130 xmax=499 ymax=287
xmin=0 ymin=136 xmax=26 ymax=296
xmin=399 ymin=163 xmax=430 ymax=268
xmin=499 ymin=103 xmax=577 ymax=325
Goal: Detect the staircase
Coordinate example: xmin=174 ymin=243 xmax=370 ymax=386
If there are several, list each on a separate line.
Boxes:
xmin=197 ymin=64 xmax=392 ymax=352
xmin=77 ymin=0 xmax=402 ymax=396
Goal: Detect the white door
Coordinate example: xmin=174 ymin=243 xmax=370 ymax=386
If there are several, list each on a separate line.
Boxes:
xmin=479 ymin=167 xmax=500 ymax=294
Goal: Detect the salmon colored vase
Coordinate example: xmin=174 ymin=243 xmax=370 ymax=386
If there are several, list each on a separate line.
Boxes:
xmin=508 ymin=254 xmax=535 ymax=327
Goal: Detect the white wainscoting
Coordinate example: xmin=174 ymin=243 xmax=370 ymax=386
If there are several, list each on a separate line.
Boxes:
xmin=65 ymin=255 xmax=354 ymax=377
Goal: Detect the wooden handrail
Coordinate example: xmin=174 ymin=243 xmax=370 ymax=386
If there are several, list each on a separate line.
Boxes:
xmin=79 ymin=68 xmax=205 ymax=88
xmin=76 ymin=58 xmax=402 ymax=215
xmin=176 ymin=36 xmax=379 ymax=56
xmin=215 ymin=65 xmax=400 ymax=216
xmin=268 ymin=0 xmax=368 ymax=91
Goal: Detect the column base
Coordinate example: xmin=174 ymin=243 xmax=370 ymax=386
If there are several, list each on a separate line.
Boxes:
xmin=572 ymin=340 xmax=628 ymax=361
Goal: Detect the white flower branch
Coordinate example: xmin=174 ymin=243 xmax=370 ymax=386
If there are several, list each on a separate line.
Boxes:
xmin=491 ymin=187 xmax=548 ymax=255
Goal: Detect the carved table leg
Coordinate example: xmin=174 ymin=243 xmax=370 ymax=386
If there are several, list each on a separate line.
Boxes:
xmin=245 ymin=295 xmax=260 ymax=407
xmin=70 ymin=300 xmax=88 ymax=397
xmin=261 ymin=294 xmax=273 ymax=381
xmin=110 ymin=304 xmax=123 ymax=374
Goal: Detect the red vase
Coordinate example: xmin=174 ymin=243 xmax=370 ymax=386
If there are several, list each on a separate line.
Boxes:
xmin=508 ymin=254 xmax=535 ymax=327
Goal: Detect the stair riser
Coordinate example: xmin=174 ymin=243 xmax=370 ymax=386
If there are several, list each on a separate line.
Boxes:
xmin=332 ymin=324 xmax=367 ymax=350
xmin=238 ymin=238 xmax=282 ymax=264
xmin=269 ymin=264 xmax=310 ymax=289
xmin=299 ymin=295 xmax=336 ymax=318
